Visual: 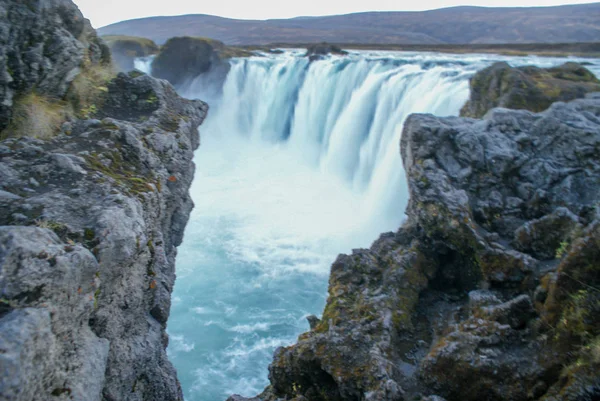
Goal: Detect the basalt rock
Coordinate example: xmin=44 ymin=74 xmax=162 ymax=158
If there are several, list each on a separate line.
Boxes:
xmin=0 ymin=0 xmax=110 ymax=132
xmin=231 ymin=94 xmax=600 ymax=401
xmin=460 ymin=61 xmax=600 ymax=118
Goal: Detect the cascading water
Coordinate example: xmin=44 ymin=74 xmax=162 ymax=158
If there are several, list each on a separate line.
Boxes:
xmin=141 ymin=50 xmax=600 ymax=401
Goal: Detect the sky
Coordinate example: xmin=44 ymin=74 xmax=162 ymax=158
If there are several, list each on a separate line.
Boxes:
xmin=73 ymin=0 xmax=597 ymax=28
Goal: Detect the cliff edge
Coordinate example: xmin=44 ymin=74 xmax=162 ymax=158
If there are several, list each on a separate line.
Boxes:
xmin=230 ymin=89 xmax=600 ymax=400
xmin=0 ymin=1 xmax=207 ymax=400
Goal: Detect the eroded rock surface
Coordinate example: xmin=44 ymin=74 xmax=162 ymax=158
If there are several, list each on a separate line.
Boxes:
xmin=0 ymin=0 xmax=110 ymax=131
xmin=0 ymin=1 xmax=208 ymax=400
xmin=0 ymin=71 xmax=207 ymax=401
xmin=461 ymin=62 xmax=600 ymax=118
xmin=231 ymin=94 xmax=600 ymax=401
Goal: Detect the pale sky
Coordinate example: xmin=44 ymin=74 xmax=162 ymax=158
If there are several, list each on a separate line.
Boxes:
xmin=74 ymin=0 xmax=598 ymax=28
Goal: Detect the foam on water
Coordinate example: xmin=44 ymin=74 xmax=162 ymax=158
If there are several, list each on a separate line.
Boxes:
xmin=155 ymin=50 xmax=600 ymax=401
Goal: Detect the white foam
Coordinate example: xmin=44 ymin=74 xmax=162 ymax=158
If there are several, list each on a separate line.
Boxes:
xmin=228 ymin=323 xmax=271 ymax=333
xmin=169 ymin=334 xmax=196 ymax=353
xmin=160 ymin=50 xmax=600 ymax=401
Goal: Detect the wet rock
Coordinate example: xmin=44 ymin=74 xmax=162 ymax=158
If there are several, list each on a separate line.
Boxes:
xmin=305 ymin=43 xmax=348 ymax=61
xmin=306 ymin=314 xmax=321 ymax=330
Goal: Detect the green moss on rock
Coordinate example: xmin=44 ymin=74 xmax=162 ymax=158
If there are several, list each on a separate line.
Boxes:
xmin=461 ymin=62 xmax=600 ymax=118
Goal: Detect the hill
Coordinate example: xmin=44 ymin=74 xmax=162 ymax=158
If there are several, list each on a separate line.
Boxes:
xmin=98 ymin=3 xmax=600 ymax=45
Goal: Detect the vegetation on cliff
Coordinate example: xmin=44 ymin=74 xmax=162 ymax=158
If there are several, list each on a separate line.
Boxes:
xmin=0 ymin=0 xmax=114 ymax=140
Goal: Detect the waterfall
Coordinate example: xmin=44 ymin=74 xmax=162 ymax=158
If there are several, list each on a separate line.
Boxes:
xmin=134 ymin=56 xmax=154 ymax=75
xmin=146 ymin=51 xmax=600 ymax=401
xmin=185 ymin=52 xmax=479 ymax=232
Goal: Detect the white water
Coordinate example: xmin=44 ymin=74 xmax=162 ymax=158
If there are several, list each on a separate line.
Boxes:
xmin=139 ymin=51 xmax=600 ymax=401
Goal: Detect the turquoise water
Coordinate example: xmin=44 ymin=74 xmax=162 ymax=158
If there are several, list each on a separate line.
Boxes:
xmin=162 ymin=51 xmax=600 ymax=401
xmin=168 ymin=134 xmax=376 ymax=400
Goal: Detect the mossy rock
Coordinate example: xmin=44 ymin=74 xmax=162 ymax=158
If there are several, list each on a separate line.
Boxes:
xmin=461 ymin=62 xmax=600 ymax=118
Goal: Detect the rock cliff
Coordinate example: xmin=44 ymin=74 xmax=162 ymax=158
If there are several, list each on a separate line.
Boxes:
xmin=230 ymin=92 xmax=600 ymax=401
xmin=460 ymin=61 xmax=600 ymax=118
xmin=0 ymin=1 xmax=207 ymax=400
xmin=0 ymin=0 xmax=110 ymax=132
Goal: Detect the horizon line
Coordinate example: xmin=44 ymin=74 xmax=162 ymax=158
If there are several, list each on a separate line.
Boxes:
xmin=98 ymin=1 xmax=600 ymax=28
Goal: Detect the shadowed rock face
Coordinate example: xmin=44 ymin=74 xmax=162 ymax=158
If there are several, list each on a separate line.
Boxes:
xmin=229 ymin=94 xmax=600 ymax=401
xmin=460 ymin=61 xmax=600 ymax=118
xmin=0 ymin=0 xmax=110 ymax=132
xmin=103 ymin=35 xmax=159 ymax=72
xmin=0 ymin=1 xmax=208 ymax=400
xmin=151 ymin=37 xmax=230 ymax=88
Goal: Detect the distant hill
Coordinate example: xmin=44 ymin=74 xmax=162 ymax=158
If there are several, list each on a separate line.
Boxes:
xmin=98 ymin=3 xmax=600 ymax=45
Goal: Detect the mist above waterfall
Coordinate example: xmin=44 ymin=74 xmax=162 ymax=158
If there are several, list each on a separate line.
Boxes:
xmin=153 ymin=50 xmax=600 ymax=401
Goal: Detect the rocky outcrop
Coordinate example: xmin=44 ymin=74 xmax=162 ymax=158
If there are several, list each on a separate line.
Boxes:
xmin=230 ymin=93 xmax=600 ymax=401
xmin=0 ymin=0 xmax=110 ymax=132
xmin=305 ymin=43 xmax=348 ymax=62
xmin=0 ymin=1 xmax=208 ymax=400
xmin=0 ymin=71 xmax=207 ymax=401
xmin=103 ymin=35 xmax=159 ymax=72
xmin=460 ymin=61 xmax=600 ymax=118
xmin=152 ymin=36 xmax=251 ymax=88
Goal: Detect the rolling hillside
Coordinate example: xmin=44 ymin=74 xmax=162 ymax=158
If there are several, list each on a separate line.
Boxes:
xmin=98 ymin=3 xmax=600 ymax=45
